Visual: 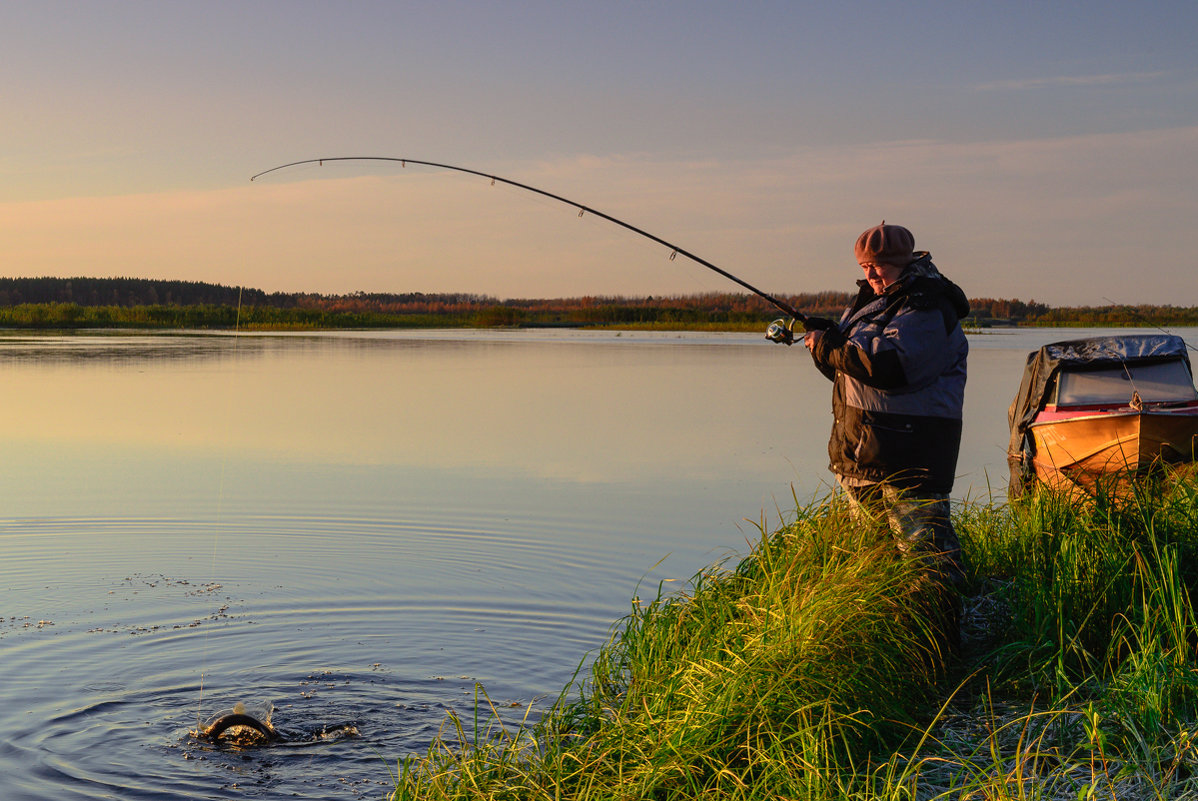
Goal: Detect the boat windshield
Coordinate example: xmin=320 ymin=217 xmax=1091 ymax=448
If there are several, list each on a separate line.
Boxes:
xmin=1055 ymin=359 xmax=1198 ymax=406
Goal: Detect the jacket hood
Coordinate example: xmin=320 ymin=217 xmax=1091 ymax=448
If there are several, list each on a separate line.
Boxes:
xmin=904 ymin=254 xmax=969 ymax=320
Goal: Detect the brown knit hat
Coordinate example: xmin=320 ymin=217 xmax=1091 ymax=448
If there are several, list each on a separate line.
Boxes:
xmin=854 ymin=222 xmax=914 ymax=267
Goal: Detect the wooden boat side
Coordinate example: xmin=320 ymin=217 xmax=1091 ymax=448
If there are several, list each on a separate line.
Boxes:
xmin=1029 ymin=409 xmax=1198 ymax=493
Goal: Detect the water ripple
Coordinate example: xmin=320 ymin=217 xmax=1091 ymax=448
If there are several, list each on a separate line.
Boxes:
xmin=0 ymin=512 xmax=630 ymax=800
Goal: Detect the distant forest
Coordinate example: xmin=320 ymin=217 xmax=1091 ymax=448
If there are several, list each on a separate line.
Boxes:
xmin=0 ymin=276 xmax=1195 ymax=330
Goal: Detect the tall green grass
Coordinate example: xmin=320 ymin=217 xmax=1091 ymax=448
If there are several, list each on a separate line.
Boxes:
xmin=390 ymin=471 xmax=1198 ymax=800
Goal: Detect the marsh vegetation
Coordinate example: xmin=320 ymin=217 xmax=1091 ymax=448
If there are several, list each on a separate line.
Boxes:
xmin=390 ymin=471 xmax=1198 ymax=800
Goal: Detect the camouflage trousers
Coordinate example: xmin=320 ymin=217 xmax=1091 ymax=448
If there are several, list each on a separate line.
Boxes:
xmin=836 ymin=476 xmax=964 ymax=585
xmin=837 ymin=476 xmax=965 ymax=654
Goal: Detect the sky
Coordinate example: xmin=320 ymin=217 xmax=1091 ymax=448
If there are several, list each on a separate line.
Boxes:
xmin=2 ymin=1 xmax=1196 ymax=306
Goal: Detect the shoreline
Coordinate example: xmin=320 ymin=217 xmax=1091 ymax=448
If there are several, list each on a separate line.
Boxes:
xmin=0 ymin=316 xmax=1193 ymax=333
xmin=389 ymin=471 xmax=1198 ymax=800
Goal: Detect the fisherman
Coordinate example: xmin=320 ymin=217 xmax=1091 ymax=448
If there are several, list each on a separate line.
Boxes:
xmin=774 ymin=222 xmax=969 ymax=655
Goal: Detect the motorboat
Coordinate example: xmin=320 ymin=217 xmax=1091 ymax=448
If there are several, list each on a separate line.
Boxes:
xmin=1007 ymin=333 xmax=1198 ymax=496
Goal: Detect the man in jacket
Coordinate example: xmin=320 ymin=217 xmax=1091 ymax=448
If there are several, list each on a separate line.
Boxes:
xmin=797 ymin=222 xmax=969 ymax=652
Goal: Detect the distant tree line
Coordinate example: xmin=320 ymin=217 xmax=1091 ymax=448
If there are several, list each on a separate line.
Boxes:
xmin=0 ymin=277 xmax=266 ymax=307
xmin=0 ymin=277 xmax=1193 ymax=329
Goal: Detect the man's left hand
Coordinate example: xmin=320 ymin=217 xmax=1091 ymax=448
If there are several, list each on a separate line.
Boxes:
xmin=801 ymin=316 xmax=835 ymax=331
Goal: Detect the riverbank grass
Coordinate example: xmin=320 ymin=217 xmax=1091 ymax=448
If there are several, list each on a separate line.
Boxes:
xmin=390 ymin=472 xmax=1198 ymax=800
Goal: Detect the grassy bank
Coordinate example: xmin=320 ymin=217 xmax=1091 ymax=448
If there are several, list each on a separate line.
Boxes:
xmin=388 ymin=472 xmax=1198 ymax=800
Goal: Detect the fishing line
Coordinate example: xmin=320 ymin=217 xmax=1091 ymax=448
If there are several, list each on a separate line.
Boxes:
xmin=195 ymin=285 xmax=245 ymax=731
xmin=1117 ymin=360 xmax=1144 ymax=410
xmin=250 ymin=156 xmax=806 ymax=323
xmin=1102 ymin=296 xmax=1198 ymax=353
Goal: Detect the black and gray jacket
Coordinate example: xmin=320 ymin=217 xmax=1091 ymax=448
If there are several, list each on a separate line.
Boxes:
xmin=809 ymin=253 xmax=969 ymax=493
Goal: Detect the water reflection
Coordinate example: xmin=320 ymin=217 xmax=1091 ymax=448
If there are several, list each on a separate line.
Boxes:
xmin=0 ymin=330 xmax=832 ymax=487
xmin=0 ymin=330 xmax=264 ymax=363
xmin=4 ymin=327 xmax=1190 ymax=508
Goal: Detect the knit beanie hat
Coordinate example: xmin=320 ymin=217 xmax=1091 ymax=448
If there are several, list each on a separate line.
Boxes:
xmin=854 ymin=222 xmax=915 ymax=267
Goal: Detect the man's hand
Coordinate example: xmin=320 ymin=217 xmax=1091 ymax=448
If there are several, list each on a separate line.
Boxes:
xmin=804 ymin=330 xmax=823 ymax=351
xmin=801 ymin=316 xmax=835 ymax=331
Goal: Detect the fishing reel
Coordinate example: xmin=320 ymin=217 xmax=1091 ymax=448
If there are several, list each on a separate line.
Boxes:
xmin=766 ymin=315 xmax=838 ymax=345
xmin=765 ymin=318 xmax=795 ymax=345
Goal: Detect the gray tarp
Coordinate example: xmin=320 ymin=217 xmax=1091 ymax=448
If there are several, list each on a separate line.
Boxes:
xmin=1006 ymin=334 xmax=1192 ymax=493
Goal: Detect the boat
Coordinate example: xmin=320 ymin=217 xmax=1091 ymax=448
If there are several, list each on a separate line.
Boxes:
xmin=1007 ymin=333 xmax=1198 ymax=497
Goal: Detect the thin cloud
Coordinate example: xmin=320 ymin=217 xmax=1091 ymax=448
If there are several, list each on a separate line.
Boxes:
xmin=975 ymin=71 xmax=1168 ymax=91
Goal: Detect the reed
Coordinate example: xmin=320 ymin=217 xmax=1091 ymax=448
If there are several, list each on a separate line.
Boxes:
xmin=390 ymin=471 xmax=1198 ymax=800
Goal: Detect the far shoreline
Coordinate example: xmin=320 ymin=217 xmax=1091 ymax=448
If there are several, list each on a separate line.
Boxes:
xmin=0 ymin=317 xmax=1194 ymax=334
xmin=0 ymin=277 xmax=1195 ymax=331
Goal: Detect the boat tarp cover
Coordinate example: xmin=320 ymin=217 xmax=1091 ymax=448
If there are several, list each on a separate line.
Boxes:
xmin=1006 ymin=334 xmax=1192 ymax=466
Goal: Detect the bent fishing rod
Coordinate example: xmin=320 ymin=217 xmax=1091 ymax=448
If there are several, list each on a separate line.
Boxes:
xmin=250 ymin=156 xmax=809 ymax=326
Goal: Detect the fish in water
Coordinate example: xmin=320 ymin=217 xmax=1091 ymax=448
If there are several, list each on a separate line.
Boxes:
xmin=196 ymin=702 xmax=282 ymax=744
xmin=193 ymin=701 xmax=358 ymax=745
xmin=201 ymin=712 xmax=282 ymax=743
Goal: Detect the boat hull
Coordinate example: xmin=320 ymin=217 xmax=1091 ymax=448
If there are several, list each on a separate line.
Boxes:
xmin=1029 ymin=409 xmax=1198 ymax=493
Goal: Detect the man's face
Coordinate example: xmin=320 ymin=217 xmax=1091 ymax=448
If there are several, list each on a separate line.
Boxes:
xmin=860 ymin=261 xmax=904 ymax=294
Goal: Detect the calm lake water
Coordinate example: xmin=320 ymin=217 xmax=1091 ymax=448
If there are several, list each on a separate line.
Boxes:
xmin=2 ymin=326 xmax=1191 ymax=800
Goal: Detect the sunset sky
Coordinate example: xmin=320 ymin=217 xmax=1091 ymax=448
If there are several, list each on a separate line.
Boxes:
xmin=2 ymin=1 xmax=1195 ymax=305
